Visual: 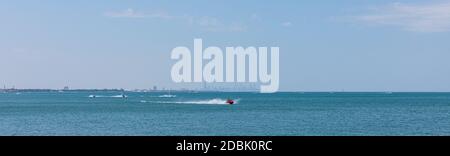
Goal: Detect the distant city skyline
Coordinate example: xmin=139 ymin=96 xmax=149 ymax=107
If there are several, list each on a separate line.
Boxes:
xmin=1 ymin=0 xmax=450 ymax=92
xmin=0 ymin=83 xmax=262 ymax=92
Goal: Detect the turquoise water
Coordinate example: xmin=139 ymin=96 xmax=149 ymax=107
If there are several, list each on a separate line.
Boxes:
xmin=1 ymin=91 xmax=450 ymax=136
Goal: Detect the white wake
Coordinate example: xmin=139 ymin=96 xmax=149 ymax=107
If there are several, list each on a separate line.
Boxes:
xmin=158 ymin=95 xmax=177 ymax=98
xmin=143 ymin=98 xmax=239 ymax=105
xmin=88 ymin=95 xmax=127 ymax=98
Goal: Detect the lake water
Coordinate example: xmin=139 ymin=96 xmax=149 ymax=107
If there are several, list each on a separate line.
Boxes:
xmin=1 ymin=91 xmax=450 ymax=136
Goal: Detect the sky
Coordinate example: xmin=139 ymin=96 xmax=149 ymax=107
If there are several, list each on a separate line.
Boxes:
xmin=1 ymin=0 xmax=450 ymax=91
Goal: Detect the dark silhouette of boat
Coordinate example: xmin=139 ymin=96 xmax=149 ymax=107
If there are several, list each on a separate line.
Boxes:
xmin=226 ymin=99 xmax=235 ymax=105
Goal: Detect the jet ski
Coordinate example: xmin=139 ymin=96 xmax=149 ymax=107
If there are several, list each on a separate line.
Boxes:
xmin=226 ymin=99 xmax=235 ymax=105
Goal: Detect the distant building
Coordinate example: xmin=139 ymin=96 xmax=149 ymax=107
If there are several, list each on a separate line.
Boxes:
xmin=153 ymin=86 xmax=157 ymax=91
xmin=63 ymin=86 xmax=69 ymax=90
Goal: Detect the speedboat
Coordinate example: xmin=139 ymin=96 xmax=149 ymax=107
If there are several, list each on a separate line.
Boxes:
xmin=226 ymin=99 xmax=235 ymax=105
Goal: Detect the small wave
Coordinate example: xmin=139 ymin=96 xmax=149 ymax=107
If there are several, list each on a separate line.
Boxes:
xmin=158 ymin=95 xmax=177 ymax=98
xmin=88 ymin=95 xmax=127 ymax=98
xmin=111 ymin=95 xmax=128 ymax=98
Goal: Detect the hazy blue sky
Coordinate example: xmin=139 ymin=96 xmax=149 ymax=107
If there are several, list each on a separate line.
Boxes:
xmin=1 ymin=0 xmax=450 ymax=91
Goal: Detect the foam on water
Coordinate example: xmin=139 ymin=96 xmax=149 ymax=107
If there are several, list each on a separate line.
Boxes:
xmin=158 ymin=95 xmax=177 ymax=98
xmin=144 ymin=98 xmax=239 ymax=105
xmin=88 ymin=95 xmax=127 ymax=98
